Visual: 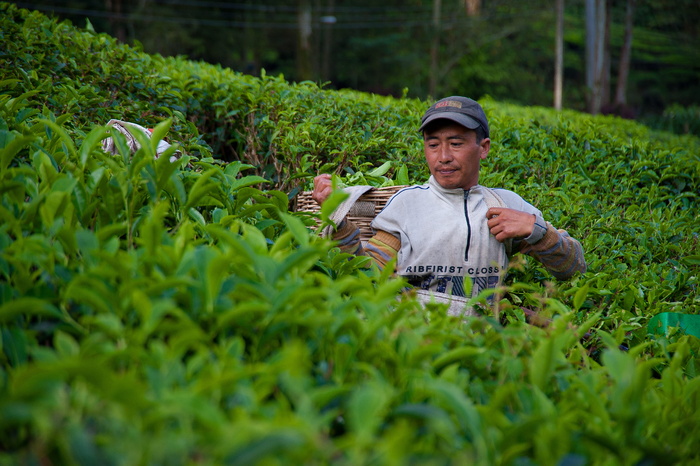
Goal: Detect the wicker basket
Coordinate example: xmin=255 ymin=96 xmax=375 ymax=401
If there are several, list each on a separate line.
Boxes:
xmin=296 ymin=185 xmax=408 ymax=242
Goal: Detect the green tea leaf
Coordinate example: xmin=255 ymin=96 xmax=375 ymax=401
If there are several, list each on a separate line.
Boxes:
xmin=396 ymin=164 xmax=409 ymax=185
xmin=149 ymin=118 xmax=173 ymax=154
xmin=573 ymin=283 xmax=589 ymax=311
xmin=184 ymin=168 xmax=219 ymax=211
xmin=225 ymin=431 xmax=305 ymax=465
xmin=0 ymin=298 xmax=63 ymax=323
xmin=0 ymin=134 xmax=35 ymax=171
xmin=280 ymin=212 xmax=310 ymax=247
xmin=432 ymin=346 xmax=486 ymax=372
xmin=78 ymin=125 xmax=108 ymax=168
xmin=368 ymin=161 xmax=391 ymax=177
xmin=54 ymin=330 xmax=79 ymax=357
xmin=347 ymin=381 xmax=392 ymax=442
xmin=681 ymin=255 xmax=700 ymax=266
xmin=37 ymin=118 xmax=78 ymax=161
xmin=319 ymin=190 xmax=348 ymax=230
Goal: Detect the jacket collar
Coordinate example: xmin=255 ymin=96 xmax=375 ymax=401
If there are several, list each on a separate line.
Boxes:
xmin=428 ymin=175 xmax=483 ymax=196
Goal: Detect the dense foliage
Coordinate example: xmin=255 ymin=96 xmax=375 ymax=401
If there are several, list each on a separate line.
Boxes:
xmin=1 ymin=4 xmax=699 ymax=464
xmin=14 ymin=0 xmax=700 ymax=126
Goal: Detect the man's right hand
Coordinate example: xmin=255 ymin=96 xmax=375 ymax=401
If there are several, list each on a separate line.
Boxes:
xmin=312 ymin=173 xmax=333 ymax=206
xmin=486 ymin=207 xmax=536 ymax=242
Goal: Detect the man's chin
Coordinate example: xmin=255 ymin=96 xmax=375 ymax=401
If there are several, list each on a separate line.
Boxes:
xmin=434 ymin=175 xmax=462 ymax=190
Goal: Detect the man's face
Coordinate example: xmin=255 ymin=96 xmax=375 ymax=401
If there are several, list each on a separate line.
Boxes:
xmin=423 ymin=121 xmax=490 ymax=190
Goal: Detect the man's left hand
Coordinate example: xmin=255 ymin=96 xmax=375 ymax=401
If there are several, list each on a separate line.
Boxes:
xmin=486 ymin=207 xmax=535 ymax=242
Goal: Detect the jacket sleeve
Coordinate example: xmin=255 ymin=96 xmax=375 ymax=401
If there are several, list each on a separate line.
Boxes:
xmin=517 ymin=223 xmax=587 ymax=279
xmin=330 ymin=218 xmax=400 ymax=271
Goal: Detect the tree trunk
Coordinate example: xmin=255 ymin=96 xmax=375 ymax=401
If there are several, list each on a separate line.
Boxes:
xmin=429 ymin=0 xmax=442 ymax=97
xmin=297 ymin=0 xmax=313 ymax=81
xmin=106 ymin=0 xmax=126 ymax=43
xmin=585 ymin=0 xmax=595 ymax=112
xmin=614 ymin=0 xmax=636 ymax=108
xmin=585 ymin=0 xmax=606 ymax=114
xmin=600 ymin=0 xmax=612 ymax=108
xmin=243 ymin=0 xmax=259 ymax=75
xmin=554 ymin=0 xmax=564 ymax=110
xmin=321 ymin=0 xmax=335 ymax=82
xmin=465 ymin=0 xmax=481 ymax=16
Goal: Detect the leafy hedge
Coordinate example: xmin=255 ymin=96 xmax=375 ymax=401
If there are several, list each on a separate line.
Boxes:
xmin=2 ymin=3 xmax=700 ymax=465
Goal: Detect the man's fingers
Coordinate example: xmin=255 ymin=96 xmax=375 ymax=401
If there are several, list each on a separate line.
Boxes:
xmin=313 ymin=173 xmax=331 ymax=189
xmin=312 ymin=174 xmax=334 ymax=205
xmin=486 ymin=207 xmax=536 ymax=240
xmin=487 ymin=210 xmax=504 ymax=225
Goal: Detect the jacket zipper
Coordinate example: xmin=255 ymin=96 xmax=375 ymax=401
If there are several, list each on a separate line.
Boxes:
xmin=463 ymin=190 xmax=471 ymax=261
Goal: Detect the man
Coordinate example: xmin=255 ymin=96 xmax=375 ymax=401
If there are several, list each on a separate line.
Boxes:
xmin=312 ymin=96 xmax=586 ymax=315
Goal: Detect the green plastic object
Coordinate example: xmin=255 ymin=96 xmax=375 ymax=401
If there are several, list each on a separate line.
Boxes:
xmin=648 ymin=312 xmax=700 ymax=339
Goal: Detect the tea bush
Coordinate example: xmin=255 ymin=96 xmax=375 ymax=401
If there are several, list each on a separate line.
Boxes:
xmin=1 ymin=3 xmax=700 ymax=465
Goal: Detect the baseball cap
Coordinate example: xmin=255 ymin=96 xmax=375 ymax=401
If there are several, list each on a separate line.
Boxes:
xmin=419 ymin=96 xmax=489 ymax=138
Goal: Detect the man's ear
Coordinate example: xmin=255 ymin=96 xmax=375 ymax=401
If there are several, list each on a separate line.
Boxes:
xmin=480 ymin=138 xmax=491 ymax=159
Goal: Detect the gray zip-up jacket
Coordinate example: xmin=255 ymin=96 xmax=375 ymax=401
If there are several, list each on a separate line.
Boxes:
xmin=369 ymin=176 xmax=577 ymax=298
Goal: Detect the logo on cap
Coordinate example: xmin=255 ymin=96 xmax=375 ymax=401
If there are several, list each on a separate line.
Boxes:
xmin=435 ymin=100 xmax=463 ymax=109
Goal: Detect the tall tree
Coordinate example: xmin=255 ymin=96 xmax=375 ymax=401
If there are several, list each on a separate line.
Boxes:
xmin=601 ymin=0 xmax=612 ymax=107
xmin=105 ymin=0 xmax=126 ymax=43
xmin=429 ymin=0 xmax=442 ymax=97
xmin=554 ymin=0 xmax=564 ymax=110
xmin=465 ymin=0 xmax=481 ymax=17
xmin=585 ymin=0 xmax=607 ymax=114
xmin=320 ymin=0 xmax=336 ymax=82
xmin=297 ymin=0 xmax=313 ymax=81
xmin=614 ymin=0 xmax=636 ymax=110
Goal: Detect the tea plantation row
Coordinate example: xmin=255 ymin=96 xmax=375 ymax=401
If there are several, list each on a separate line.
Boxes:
xmin=1 ymin=3 xmax=699 ymax=465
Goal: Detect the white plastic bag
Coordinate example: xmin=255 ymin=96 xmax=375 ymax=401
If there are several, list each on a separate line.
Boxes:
xmin=102 ymin=119 xmax=181 ymax=162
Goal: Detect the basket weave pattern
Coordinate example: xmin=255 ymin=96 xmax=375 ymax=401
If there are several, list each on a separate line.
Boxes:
xmin=296 ymin=185 xmax=407 ymax=242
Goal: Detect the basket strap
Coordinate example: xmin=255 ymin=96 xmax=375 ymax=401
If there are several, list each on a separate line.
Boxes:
xmin=321 ymin=185 xmax=374 ymax=237
xmin=348 ymin=200 xmax=376 ymax=217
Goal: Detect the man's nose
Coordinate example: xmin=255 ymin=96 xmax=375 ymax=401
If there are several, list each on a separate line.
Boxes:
xmin=438 ymin=146 xmax=453 ymax=162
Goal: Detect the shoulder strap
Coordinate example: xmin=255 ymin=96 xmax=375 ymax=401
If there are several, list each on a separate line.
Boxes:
xmin=481 ymin=187 xmax=513 ymax=256
xmin=481 ymin=186 xmax=507 ymax=209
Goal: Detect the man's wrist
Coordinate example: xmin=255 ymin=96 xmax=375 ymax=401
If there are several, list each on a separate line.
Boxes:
xmin=524 ymin=213 xmax=547 ymax=244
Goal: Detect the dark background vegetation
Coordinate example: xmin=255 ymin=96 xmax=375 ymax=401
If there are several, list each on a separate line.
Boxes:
xmin=9 ymin=0 xmax=700 ymax=128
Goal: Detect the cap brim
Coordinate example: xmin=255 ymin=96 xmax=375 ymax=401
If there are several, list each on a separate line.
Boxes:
xmin=419 ymin=113 xmax=481 ymax=132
